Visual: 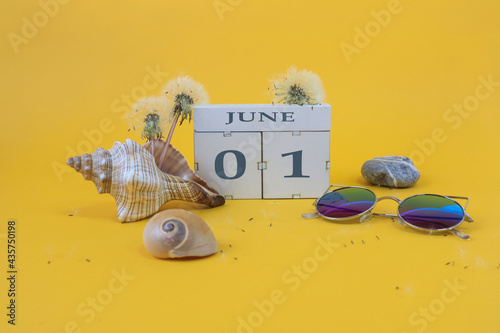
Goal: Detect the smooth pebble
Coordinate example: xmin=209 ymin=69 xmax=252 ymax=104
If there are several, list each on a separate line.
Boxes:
xmin=361 ymin=156 xmax=420 ymax=188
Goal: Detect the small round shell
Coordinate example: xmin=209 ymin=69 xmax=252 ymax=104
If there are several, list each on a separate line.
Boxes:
xmin=143 ymin=209 xmax=218 ymax=259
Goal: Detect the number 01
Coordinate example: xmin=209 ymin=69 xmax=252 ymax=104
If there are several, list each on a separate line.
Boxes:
xmin=214 ymin=150 xmax=309 ymax=179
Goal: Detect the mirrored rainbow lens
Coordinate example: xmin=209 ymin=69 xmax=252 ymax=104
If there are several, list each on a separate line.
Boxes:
xmin=398 ymin=195 xmax=464 ymax=230
xmin=316 ymin=187 xmax=376 ymax=219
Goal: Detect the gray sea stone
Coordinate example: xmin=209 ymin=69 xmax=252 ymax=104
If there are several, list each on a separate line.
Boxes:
xmin=361 ymin=156 xmax=420 ymax=188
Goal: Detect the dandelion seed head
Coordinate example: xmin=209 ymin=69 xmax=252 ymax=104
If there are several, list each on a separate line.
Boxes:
xmin=162 ymin=75 xmax=209 ymax=124
xmin=270 ymin=66 xmax=325 ymax=105
xmin=127 ymin=96 xmax=169 ymax=141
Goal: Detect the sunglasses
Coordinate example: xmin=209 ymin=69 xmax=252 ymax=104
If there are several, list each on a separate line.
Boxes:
xmin=302 ymin=185 xmax=474 ymax=239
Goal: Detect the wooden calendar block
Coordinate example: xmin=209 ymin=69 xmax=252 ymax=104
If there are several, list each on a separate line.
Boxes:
xmin=194 ymin=132 xmax=262 ymax=199
xmin=194 ymin=104 xmax=331 ymax=199
xmin=262 ymin=131 xmax=330 ymax=199
xmin=194 ymin=104 xmax=331 ymax=132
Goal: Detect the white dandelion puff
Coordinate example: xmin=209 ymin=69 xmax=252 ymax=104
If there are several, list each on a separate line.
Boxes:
xmin=158 ymin=75 xmax=209 ymax=165
xmin=270 ymin=67 xmax=325 ymax=105
xmin=127 ymin=96 xmax=169 ymax=142
xmin=161 ymin=75 xmax=209 ymax=125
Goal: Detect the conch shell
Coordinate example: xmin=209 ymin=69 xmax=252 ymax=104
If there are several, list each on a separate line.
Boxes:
xmin=143 ymin=209 xmax=218 ymax=259
xmin=66 ymin=139 xmax=224 ymax=222
xmin=143 ymin=140 xmax=218 ymax=193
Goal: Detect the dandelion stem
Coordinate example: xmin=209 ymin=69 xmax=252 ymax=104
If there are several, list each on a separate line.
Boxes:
xmin=158 ymin=114 xmax=179 ymax=166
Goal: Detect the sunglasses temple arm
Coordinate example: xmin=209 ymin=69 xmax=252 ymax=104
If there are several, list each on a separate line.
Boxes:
xmin=445 ymin=196 xmax=474 ymax=222
xmin=446 ymin=195 xmax=470 ymax=209
xmin=312 ymin=185 xmax=333 ymax=206
xmin=324 ymin=184 xmax=350 ymax=195
xmin=312 ymin=184 xmax=351 ymax=207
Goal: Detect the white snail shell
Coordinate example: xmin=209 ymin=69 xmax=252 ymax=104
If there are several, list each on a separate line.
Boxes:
xmin=143 ymin=209 xmax=218 ymax=259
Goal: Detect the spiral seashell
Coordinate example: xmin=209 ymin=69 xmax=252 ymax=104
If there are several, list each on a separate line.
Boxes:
xmin=143 ymin=139 xmax=218 ymax=194
xmin=143 ymin=209 xmax=218 ymax=259
xmin=67 ymin=147 xmax=112 ymax=194
xmin=66 ymin=139 xmax=224 ymax=222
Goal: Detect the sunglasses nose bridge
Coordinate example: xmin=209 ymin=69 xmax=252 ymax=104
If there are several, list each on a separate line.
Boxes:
xmin=376 ymin=196 xmax=402 ymax=204
xmin=372 ymin=196 xmax=402 ymax=220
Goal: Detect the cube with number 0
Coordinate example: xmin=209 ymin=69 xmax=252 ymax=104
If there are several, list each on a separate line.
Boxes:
xmin=194 ymin=104 xmax=331 ymax=199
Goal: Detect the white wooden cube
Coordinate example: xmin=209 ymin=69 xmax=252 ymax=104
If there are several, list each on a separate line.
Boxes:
xmin=193 ymin=104 xmax=331 ymax=199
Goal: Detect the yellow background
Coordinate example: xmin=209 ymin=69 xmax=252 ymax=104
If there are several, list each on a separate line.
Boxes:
xmin=1 ymin=0 xmax=499 ymax=332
